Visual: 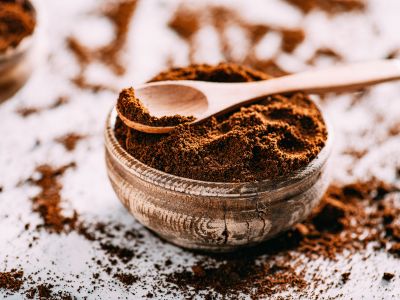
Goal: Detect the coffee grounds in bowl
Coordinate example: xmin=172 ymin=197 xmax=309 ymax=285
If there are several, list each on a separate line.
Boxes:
xmin=114 ymin=63 xmax=328 ymax=182
xmin=0 ymin=0 xmax=36 ymax=53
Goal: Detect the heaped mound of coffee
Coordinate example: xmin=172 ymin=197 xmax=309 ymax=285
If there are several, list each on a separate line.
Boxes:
xmin=0 ymin=0 xmax=36 ymax=53
xmin=117 ymin=88 xmax=195 ymax=127
xmin=114 ymin=63 xmax=328 ymax=182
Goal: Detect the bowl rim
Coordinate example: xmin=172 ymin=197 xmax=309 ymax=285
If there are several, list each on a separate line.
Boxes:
xmin=105 ymin=105 xmax=333 ymax=197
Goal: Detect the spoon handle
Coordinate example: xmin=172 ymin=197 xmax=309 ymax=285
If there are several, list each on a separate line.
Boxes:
xmin=238 ymin=59 xmax=400 ymax=97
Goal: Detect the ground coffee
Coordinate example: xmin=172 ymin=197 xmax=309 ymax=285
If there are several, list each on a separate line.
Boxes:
xmin=115 ymin=63 xmax=328 ymax=182
xmin=0 ymin=0 xmax=36 ymax=53
xmin=117 ymin=88 xmax=195 ymax=127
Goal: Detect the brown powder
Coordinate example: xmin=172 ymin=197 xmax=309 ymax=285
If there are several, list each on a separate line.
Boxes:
xmin=55 ymin=133 xmax=86 ymax=151
xmin=284 ymin=0 xmax=366 ymax=15
xmin=0 ymin=0 xmax=36 ymax=53
xmin=307 ymin=47 xmax=343 ymax=65
xmin=117 ymin=88 xmax=195 ymax=127
xmin=25 ymin=284 xmax=73 ymax=300
xmin=168 ymin=6 xmax=200 ymax=62
xmin=67 ymin=0 xmax=138 ymax=90
xmin=280 ymin=28 xmax=306 ymax=53
xmin=168 ymin=6 xmax=200 ymax=40
xmin=114 ymin=273 xmax=138 ymax=286
xmin=16 ymin=95 xmax=69 ymax=118
xmin=98 ymin=0 xmax=138 ymax=75
xmin=115 ymin=63 xmax=327 ymax=182
xmin=0 ymin=270 xmax=24 ymax=292
xmin=28 ymin=163 xmax=78 ymax=233
xmin=243 ymin=55 xmax=289 ymax=77
xmin=166 ymin=261 xmax=306 ymax=298
xmin=168 ymin=5 xmax=306 ymax=67
xmin=383 ymin=273 xmax=395 ymax=281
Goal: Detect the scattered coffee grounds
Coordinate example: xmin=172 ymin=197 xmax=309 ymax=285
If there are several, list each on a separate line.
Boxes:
xmin=383 ymin=272 xmax=395 ymax=281
xmin=28 ymin=163 xmax=78 ymax=233
xmin=98 ymin=0 xmax=138 ymax=75
xmin=168 ymin=6 xmax=200 ymax=41
xmin=55 ymin=133 xmax=86 ymax=151
xmin=284 ymin=0 xmax=366 ymax=15
xmin=341 ymin=272 xmax=350 ymax=284
xmin=243 ymin=55 xmax=289 ymax=77
xmin=117 ymin=88 xmax=195 ymax=127
xmin=166 ymin=261 xmax=306 ymax=298
xmin=168 ymin=5 xmax=306 ymax=65
xmin=0 ymin=270 xmax=23 ymax=292
xmin=168 ymin=6 xmax=201 ymax=62
xmin=16 ymin=95 xmax=69 ymax=118
xmin=0 ymin=0 xmax=36 ymax=53
xmin=67 ymin=0 xmax=138 ymax=90
xmin=114 ymin=273 xmax=138 ymax=286
xmin=386 ymin=49 xmax=400 ymax=60
xmin=115 ymin=63 xmax=327 ymax=182
xmin=25 ymin=284 xmax=72 ymax=300
xmin=307 ymin=48 xmax=343 ymax=65
xmin=158 ymin=178 xmax=400 ymax=298
xmin=280 ymin=28 xmax=305 ymax=53
xmin=388 ymin=122 xmax=400 ymax=137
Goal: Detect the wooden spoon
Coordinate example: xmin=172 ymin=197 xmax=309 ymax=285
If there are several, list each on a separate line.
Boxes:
xmin=117 ymin=60 xmax=400 ymax=134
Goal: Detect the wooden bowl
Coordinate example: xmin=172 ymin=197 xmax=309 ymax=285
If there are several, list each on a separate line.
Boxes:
xmin=105 ymin=108 xmax=333 ymax=252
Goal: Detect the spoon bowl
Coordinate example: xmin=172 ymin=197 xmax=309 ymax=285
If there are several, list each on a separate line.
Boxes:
xmin=136 ymin=83 xmax=209 ymax=118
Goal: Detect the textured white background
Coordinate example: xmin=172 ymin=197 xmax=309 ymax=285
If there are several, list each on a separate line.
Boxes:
xmin=1 ymin=0 xmax=400 ymax=299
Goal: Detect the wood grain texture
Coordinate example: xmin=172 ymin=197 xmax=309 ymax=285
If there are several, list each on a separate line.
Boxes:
xmin=104 ymin=108 xmax=332 ymax=252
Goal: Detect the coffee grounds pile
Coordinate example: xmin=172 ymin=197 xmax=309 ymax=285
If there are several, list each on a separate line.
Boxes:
xmin=115 ymin=63 xmax=327 ymax=182
xmin=117 ymin=88 xmax=195 ymax=127
xmin=0 ymin=0 xmax=36 ymax=53
xmin=0 ymin=270 xmax=24 ymax=293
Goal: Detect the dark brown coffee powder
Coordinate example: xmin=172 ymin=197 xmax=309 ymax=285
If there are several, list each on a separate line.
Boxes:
xmin=115 ymin=63 xmax=327 ymax=182
xmin=117 ymin=88 xmax=195 ymax=127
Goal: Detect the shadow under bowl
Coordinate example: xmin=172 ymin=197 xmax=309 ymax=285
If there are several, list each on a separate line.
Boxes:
xmin=104 ymin=107 xmax=333 ymax=252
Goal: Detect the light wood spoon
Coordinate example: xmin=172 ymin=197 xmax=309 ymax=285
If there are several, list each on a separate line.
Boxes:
xmin=117 ymin=60 xmax=400 ymax=134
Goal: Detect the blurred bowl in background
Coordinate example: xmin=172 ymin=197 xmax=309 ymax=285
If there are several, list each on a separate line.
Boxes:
xmin=0 ymin=0 xmax=44 ymax=103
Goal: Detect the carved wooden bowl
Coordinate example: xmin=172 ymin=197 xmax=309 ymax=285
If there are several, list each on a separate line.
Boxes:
xmin=105 ymin=108 xmax=333 ymax=252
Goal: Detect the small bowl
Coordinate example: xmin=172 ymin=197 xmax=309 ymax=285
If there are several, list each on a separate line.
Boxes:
xmin=105 ymin=107 xmax=333 ymax=252
xmin=0 ymin=0 xmax=42 ymax=103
